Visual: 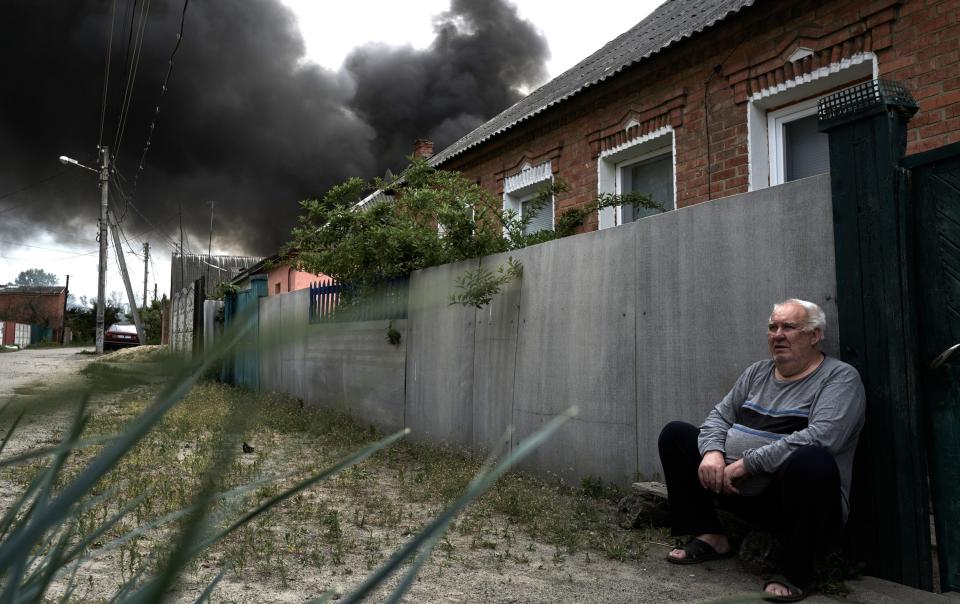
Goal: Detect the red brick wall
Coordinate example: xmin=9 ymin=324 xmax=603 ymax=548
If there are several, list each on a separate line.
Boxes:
xmin=0 ymin=292 xmax=66 ymax=327
xmin=440 ymin=0 xmax=959 ymax=232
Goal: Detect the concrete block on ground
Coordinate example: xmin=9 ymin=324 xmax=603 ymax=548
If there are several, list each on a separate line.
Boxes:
xmin=844 ymin=576 xmax=957 ymax=603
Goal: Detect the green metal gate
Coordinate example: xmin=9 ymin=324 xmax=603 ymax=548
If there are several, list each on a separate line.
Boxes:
xmin=906 ymin=141 xmax=960 ymax=593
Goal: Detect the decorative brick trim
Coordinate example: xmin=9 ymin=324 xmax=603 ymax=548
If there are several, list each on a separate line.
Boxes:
xmin=725 ymin=4 xmax=898 ymax=103
xmin=493 ymin=145 xmax=563 ymax=193
xmin=585 ymin=90 xmax=686 ymax=158
xmin=503 ymin=161 xmax=553 ymax=194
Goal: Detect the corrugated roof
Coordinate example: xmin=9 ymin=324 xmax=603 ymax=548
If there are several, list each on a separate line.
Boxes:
xmin=430 ymin=0 xmax=756 ymax=166
xmin=170 ymin=253 xmax=265 ymax=298
xmin=0 ymin=285 xmax=66 ymax=295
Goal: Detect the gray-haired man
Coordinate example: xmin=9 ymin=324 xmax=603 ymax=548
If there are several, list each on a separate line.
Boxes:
xmin=658 ymin=299 xmax=865 ymax=602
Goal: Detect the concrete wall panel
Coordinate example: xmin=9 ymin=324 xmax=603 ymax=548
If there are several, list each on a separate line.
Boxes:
xmin=511 ymin=227 xmax=639 ymax=486
xmin=258 ymin=293 xmax=283 ymax=393
xmin=405 ymin=260 xmax=477 ymax=446
xmin=252 ymin=177 xmax=837 ymax=490
xmin=472 ymin=251 xmax=524 ymax=453
xmin=634 ymin=174 xmax=838 ymax=479
xmin=280 ymin=289 xmax=309 ymax=401
xmin=302 ymin=320 xmax=406 ymax=433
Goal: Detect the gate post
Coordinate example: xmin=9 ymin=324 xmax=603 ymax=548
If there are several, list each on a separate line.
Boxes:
xmin=220 ymin=289 xmax=238 ymax=384
xmin=818 ymin=80 xmax=928 ymax=588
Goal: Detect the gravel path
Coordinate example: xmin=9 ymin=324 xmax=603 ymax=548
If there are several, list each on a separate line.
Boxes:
xmin=0 ymin=346 xmax=97 ymax=399
xmin=0 ymin=348 xmax=908 ymax=602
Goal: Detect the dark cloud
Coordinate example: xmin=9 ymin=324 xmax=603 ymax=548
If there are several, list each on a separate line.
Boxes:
xmin=345 ymin=0 xmax=549 ymax=164
xmin=0 ymin=0 xmax=547 ymax=259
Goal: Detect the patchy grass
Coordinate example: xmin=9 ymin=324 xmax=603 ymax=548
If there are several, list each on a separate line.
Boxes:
xmin=1 ymin=375 xmax=655 ymax=599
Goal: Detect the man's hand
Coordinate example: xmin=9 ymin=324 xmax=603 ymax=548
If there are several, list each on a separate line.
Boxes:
xmin=698 ymin=451 xmax=726 ymax=493
xmin=722 ymin=459 xmax=748 ymax=494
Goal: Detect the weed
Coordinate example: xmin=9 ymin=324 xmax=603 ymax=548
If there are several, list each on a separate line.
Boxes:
xmin=0 ymin=344 xmax=600 ymax=603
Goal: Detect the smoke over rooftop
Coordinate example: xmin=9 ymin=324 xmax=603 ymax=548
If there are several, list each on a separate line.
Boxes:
xmin=0 ymin=0 xmax=548 ymax=259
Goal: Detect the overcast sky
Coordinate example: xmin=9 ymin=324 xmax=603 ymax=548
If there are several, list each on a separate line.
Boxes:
xmin=0 ymin=0 xmax=659 ymax=304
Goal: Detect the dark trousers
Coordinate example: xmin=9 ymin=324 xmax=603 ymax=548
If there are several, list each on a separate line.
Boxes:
xmin=658 ymin=421 xmax=843 ymax=588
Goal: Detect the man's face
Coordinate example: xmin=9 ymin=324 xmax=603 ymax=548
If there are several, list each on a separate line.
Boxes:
xmin=767 ymin=303 xmax=821 ymax=366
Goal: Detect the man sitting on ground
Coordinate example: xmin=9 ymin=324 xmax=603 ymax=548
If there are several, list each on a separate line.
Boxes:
xmin=658 ymin=298 xmax=865 ymax=602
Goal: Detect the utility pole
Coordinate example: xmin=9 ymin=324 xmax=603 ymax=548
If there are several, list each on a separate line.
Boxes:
xmin=61 ymin=274 xmax=69 ymax=344
xmin=206 ymin=200 xmax=215 ymax=297
xmin=153 ymin=283 xmax=157 ymax=304
xmin=95 ymin=146 xmax=110 ymax=354
xmin=107 ymin=208 xmax=146 ymax=344
xmin=142 ymin=241 xmax=150 ymax=310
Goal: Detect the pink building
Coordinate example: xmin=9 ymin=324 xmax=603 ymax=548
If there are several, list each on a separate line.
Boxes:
xmin=231 ymin=254 xmax=330 ymax=296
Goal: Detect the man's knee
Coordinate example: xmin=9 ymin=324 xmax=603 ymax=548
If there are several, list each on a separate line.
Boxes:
xmin=658 ymin=421 xmax=698 ymax=452
xmin=780 ymin=445 xmax=840 ymax=486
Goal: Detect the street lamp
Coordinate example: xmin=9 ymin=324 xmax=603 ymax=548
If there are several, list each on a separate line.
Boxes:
xmin=60 ymin=148 xmax=110 ymax=353
xmin=58 ymin=156 xmax=97 ymax=172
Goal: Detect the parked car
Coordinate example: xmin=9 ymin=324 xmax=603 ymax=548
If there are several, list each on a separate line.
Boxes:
xmin=104 ymin=323 xmax=139 ymax=350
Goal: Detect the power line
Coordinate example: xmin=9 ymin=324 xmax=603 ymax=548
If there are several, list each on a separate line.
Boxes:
xmin=112 ymin=0 xmax=152 ymax=159
xmin=98 ymin=0 xmax=119 ymax=150
xmin=0 ymin=247 xmax=100 ymax=262
xmin=108 ymin=173 xmax=189 ymax=255
xmin=115 ymin=216 xmax=145 ymax=260
xmin=0 ymin=238 xmax=98 ymax=255
xmin=0 ymin=215 xmax=100 ymax=240
xmin=0 ymin=167 xmax=81 ymax=207
xmin=130 ymin=0 xmax=191 ymax=195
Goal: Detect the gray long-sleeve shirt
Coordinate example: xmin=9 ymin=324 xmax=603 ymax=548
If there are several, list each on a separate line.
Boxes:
xmin=697 ymin=356 xmax=865 ymax=520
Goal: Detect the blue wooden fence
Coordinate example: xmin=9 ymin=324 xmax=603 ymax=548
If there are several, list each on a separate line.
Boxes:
xmin=222 ymin=275 xmax=267 ymax=389
xmin=309 ymin=277 xmax=409 ymax=323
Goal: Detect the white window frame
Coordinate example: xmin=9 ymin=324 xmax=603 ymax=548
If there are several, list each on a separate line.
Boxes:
xmin=597 ymin=126 xmax=675 ymax=229
xmin=766 ymin=97 xmax=822 ymax=187
xmin=748 ymin=52 xmax=878 ymax=191
xmin=503 ymin=161 xmax=555 ymax=235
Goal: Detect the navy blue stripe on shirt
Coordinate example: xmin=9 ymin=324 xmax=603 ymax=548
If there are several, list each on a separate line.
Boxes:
xmin=738 ymin=404 xmax=809 ymax=435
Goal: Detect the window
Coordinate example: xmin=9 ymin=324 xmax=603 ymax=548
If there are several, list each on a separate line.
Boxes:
xmin=503 ymin=161 xmax=554 ymax=235
xmin=598 ymin=127 xmax=675 ymax=229
xmin=749 ymin=52 xmax=876 ymax=190
xmin=766 ymin=96 xmax=832 ymax=186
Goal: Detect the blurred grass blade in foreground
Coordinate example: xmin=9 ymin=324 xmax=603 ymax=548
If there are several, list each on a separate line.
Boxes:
xmin=341 ymin=406 xmax=578 ymax=604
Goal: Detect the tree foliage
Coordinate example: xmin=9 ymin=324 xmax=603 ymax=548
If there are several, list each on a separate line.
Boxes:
xmin=65 ymin=302 xmax=120 ymax=344
xmin=287 ymin=158 xmax=664 ymax=306
xmin=14 ymin=268 xmax=60 ymax=287
xmin=139 ymin=298 xmax=166 ymax=344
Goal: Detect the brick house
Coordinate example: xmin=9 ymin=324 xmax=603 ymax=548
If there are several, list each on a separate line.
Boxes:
xmin=428 ymin=0 xmax=959 ymax=232
xmin=0 ymin=285 xmax=68 ymax=344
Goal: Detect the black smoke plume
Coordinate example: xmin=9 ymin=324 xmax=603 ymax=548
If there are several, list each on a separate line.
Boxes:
xmin=0 ymin=0 xmax=548 ymax=259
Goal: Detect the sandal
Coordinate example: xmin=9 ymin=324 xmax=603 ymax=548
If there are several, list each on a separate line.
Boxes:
xmin=762 ymin=574 xmax=806 ymax=602
xmin=665 ymin=537 xmax=734 ymax=565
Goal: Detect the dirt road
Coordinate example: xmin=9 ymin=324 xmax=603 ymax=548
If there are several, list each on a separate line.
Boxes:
xmin=0 ymin=346 xmax=97 ymax=398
